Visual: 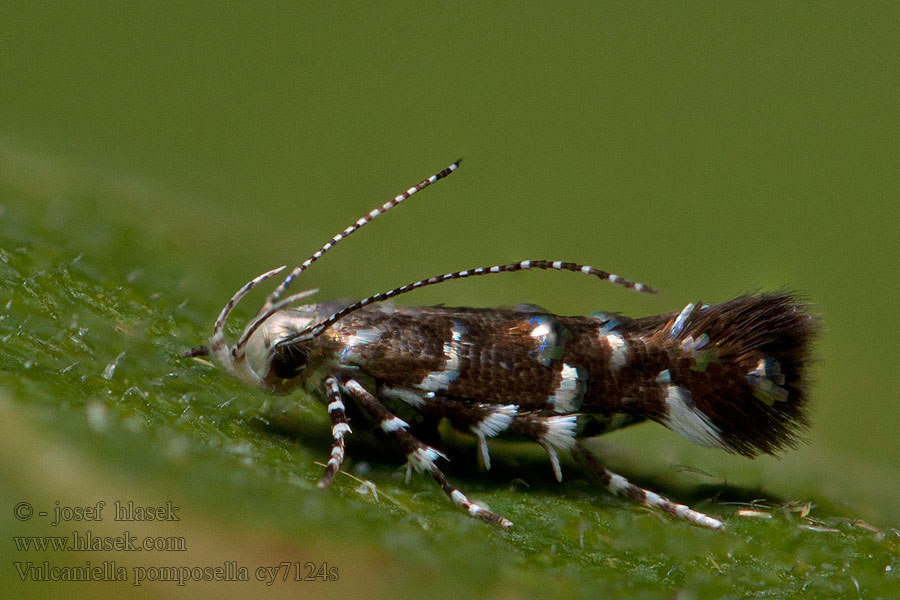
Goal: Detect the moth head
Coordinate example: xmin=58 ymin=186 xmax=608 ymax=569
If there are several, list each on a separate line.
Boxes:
xmin=240 ymin=307 xmax=319 ymax=393
xmin=191 ymin=267 xmax=322 ymax=393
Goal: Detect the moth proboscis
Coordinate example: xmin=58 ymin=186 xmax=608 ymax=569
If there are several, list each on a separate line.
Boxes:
xmin=187 ymin=159 xmax=818 ymax=531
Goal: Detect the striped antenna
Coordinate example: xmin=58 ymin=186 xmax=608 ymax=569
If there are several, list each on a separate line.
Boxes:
xmin=261 ymin=159 xmax=463 ymax=312
xmin=209 ymin=265 xmax=286 ymax=355
xmin=233 ymin=287 xmax=320 ymax=358
xmin=276 ymin=260 xmax=657 ymax=347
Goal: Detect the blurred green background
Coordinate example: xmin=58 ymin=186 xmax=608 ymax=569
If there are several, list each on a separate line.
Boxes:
xmin=2 ymin=3 xmax=898 ymax=598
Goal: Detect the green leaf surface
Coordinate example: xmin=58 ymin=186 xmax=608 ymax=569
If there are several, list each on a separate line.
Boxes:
xmin=2 ymin=4 xmax=899 ymax=598
xmin=2 ymin=145 xmax=898 ymax=600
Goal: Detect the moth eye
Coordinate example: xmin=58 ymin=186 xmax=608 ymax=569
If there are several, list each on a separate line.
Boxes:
xmin=269 ymin=347 xmax=308 ymax=379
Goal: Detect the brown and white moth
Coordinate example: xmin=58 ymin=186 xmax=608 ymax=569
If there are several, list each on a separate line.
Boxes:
xmin=187 ymin=160 xmax=817 ymax=530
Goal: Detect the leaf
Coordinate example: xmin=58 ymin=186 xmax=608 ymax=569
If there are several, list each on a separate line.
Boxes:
xmin=1 ymin=153 xmax=897 ymax=599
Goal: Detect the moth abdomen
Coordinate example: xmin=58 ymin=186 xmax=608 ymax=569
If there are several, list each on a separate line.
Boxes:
xmin=614 ymin=292 xmax=818 ymax=456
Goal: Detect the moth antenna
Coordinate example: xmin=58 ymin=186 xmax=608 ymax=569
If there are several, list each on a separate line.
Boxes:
xmin=233 ymin=287 xmax=320 ymax=358
xmin=261 ymin=159 xmax=463 ymax=312
xmin=209 ymin=265 xmax=287 ymax=358
xmin=278 ymin=260 xmax=657 ymax=346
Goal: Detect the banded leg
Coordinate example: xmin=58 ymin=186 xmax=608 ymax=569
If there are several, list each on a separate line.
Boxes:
xmin=382 ymin=387 xmax=576 ymax=479
xmin=316 ymin=376 xmax=351 ymax=489
xmin=572 ymin=442 xmax=723 ymax=530
xmin=344 ymin=379 xmax=512 ymax=529
xmin=381 ymin=389 xmax=517 ymax=471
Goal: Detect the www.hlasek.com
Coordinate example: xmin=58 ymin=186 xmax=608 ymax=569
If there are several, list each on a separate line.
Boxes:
xmin=14 ymin=530 xmax=186 ymax=552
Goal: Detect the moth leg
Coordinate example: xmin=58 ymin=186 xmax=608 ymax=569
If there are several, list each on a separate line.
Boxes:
xmin=316 ymin=376 xmax=351 ymax=489
xmin=571 ymin=441 xmax=723 ymax=530
xmin=344 ymin=379 xmax=512 ymax=529
xmin=465 ymin=403 xmax=517 ymax=471
xmin=508 ymin=412 xmax=579 ymax=483
xmin=395 ymin=392 xmax=517 ymax=471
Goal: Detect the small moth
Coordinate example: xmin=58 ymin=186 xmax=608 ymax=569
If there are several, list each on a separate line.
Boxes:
xmin=187 ymin=160 xmax=817 ymax=530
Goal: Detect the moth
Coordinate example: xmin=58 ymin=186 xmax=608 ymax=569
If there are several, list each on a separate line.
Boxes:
xmin=187 ymin=160 xmax=817 ymax=530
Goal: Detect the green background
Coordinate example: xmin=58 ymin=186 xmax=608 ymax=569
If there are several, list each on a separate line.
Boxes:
xmin=2 ymin=3 xmax=898 ymax=598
